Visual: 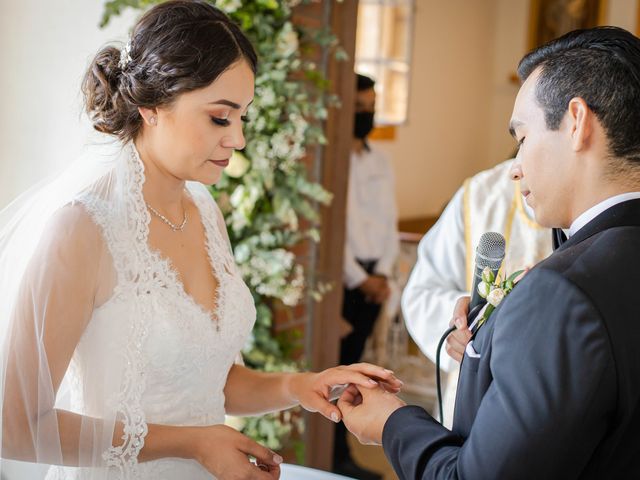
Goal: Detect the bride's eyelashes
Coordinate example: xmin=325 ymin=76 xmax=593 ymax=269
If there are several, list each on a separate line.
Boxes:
xmin=211 ymin=117 xmax=230 ymax=126
xmin=210 ymin=115 xmax=250 ymax=127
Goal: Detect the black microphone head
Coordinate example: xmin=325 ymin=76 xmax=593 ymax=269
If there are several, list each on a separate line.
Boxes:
xmin=468 ymin=232 xmax=507 ymax=315
xmin=466 ymin=232 xmax=506 ymax=320
xmin=475 ymin=232 xmax=506 ymax=273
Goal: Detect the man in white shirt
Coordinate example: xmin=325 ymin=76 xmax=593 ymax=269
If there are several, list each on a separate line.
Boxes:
xmin=401 ymin=158 xmax=552 ymax=425
xmin=333 ymin=74 xmax=399 ymax=480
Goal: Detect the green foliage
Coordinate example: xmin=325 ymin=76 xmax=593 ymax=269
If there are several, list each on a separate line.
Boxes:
xmin=101 ymin=0 xmax=341 ymax=453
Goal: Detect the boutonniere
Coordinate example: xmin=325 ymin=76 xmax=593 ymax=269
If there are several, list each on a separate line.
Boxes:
xmin=475 ymin=267 xmax=525 ymax=328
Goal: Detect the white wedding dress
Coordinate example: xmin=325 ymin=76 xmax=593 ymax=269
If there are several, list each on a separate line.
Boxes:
xmin=41 ymin=146 xmax=256 ymax=479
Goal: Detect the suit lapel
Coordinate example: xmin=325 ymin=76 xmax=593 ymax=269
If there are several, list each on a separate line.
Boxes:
xmin=555 ymin=199 xmax=640 ymax=252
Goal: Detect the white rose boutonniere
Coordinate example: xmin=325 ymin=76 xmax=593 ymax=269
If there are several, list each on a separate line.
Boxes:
xmin=486 ymin=287 xmax=505 ymax=307
xmin=476 ymin=267 xmax=525 ymax=328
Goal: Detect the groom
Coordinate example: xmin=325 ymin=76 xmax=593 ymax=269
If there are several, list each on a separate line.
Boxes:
xmin=338 ymin=26 xmax=640 ymax=479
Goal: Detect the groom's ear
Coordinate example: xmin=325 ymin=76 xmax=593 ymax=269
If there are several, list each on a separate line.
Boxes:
xmin=566 ymin=97 xmax=594 ymax=153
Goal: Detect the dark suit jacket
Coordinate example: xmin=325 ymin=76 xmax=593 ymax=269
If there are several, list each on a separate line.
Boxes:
xmin=383 ymin=199 xmax=640 ymax=479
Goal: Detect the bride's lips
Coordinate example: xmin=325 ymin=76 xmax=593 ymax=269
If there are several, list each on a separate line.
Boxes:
xmin=209 ymin=158 xmax=230 ymax=168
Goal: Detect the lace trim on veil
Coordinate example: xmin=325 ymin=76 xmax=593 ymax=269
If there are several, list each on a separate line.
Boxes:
xmin=78 ymin=144 xmax=151 ymax=479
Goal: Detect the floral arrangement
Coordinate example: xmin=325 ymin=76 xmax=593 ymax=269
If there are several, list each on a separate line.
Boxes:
xmin=475 ymin=267 xmax=525 ymax=328
xmin=101 ymin=0 xmax=343 ymax=454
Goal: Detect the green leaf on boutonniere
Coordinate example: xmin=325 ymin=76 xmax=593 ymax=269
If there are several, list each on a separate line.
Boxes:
xmin=507 ymin=270 xmax=525 ymax=283
xmin=478 ymin=304 xmax=495 ymax=328
xmin=476 ymin=268 xmax=526 ymax=329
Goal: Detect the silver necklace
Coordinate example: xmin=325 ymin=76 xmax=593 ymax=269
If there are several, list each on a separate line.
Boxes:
xmin=146 ymin=202 xmax=188 ymax=232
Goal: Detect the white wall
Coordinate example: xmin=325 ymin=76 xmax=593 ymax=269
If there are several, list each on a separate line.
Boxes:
xmin=0 ymin=0 xmax=138 ymax=209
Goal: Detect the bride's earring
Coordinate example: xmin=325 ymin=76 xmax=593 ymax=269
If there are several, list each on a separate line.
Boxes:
xmin=149 ymin=116 xmax=157 ymax=126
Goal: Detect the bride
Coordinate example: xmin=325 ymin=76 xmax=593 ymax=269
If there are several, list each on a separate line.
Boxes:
xmin=0 ymin=1 xmax=401 ymax=479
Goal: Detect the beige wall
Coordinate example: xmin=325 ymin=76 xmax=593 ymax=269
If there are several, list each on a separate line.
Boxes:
xmin=486 ymin=0 xmax=529 ymax=169
xmin=373 ymin=0 xmax=498 ymax=220
xmin=377 ymin=0 xmax=639 ymax=221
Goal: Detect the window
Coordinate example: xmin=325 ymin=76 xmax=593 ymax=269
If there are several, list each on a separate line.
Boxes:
xmin=355 ymin=0 xmax=415 ymax=125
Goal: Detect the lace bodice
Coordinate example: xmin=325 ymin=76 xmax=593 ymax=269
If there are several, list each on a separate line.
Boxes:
xmin=47 ymin=146 xmax=255 ymax=479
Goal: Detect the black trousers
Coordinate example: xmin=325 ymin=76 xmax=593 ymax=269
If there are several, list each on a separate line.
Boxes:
xmin=333 ymin=260 xmax=383 ymax=465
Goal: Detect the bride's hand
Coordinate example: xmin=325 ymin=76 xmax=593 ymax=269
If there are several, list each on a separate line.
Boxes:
xmin=190 ymin=424 xmax=282 ymax=479
xmin=286 ymin=363 xmax=403 ymax=423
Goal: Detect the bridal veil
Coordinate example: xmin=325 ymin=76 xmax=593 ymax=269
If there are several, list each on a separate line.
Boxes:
xmin=0 ymin=141 xmax=151 ymax=479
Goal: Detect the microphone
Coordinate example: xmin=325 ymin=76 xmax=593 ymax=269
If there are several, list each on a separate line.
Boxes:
xmin=435 ymin=231 xmax=505 ymax=424
xmin=468 ymin=231 xmax=506 ymax=322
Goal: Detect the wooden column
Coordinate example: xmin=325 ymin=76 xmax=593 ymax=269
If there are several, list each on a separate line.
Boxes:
xmin=292 ymin=0 xmax=359 ymax=470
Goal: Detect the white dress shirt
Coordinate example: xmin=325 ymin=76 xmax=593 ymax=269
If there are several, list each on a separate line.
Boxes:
xmin=343 ymin=146 xmax=400 ymax=289
xmin=569 ymin=192 xmax=640 ymax=237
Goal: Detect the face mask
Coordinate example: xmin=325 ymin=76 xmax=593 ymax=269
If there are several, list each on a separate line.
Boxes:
xmin=354 ymin=111 xmax=375 ymax=139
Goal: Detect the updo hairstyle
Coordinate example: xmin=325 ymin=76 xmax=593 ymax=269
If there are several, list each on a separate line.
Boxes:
xmin=82 ymin=0 xmax=257 ymax=143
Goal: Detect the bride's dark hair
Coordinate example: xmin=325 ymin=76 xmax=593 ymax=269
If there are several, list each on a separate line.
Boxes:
xmin=82 ymin=0 xmax=257 ymax=143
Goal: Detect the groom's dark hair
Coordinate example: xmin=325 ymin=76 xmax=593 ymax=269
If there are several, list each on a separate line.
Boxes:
xmin=518 ymin=26 xmax=640 ymax=172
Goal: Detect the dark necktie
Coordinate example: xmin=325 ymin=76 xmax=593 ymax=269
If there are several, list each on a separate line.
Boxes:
xmin=552 ymin=227 xmax=567 ymax=250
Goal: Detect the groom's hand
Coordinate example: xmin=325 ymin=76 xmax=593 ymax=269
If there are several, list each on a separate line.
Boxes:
xmin=337 ymin=385 xmax=406 ymax=445
xmin=447 ymin=296 xmax=472 ymax=362
xmin=287 ymin=363 xmax=403 ymax=424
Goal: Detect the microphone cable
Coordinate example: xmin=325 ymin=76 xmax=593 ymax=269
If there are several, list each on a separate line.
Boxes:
xmin=434 ymin=303 xmax=483 ymax=425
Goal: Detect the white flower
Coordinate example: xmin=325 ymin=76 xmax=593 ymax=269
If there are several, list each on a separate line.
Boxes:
xmin=253 ymin=141 xmax=269 ymax=160
xmin=276 ymin=23 xmax=299 ymax=57
xmin=282 ymin=265 xmax=304 ymax=306
xmin=290 ymin=113 xmax=308 ymax=135
xmin=254 ymin=116 xmax=267 ymax=132
xmin=225 ymin=151 xmax=250 ymax=178
xmin=234 ymin=243 xmax=251 ymax=264
xmin=477 ymin=281 xmax=490 ymax=299
xmin=225 ymin=415 xmax=246 ymax=431
xmin=487 ymin=287 xmax=506 ymax=307
xmin=258 ymin=86 xmax=276 ymax=107
xmin=271 ymin=131 xmax=292 ymax=158
xmin=481 ymin=267 xmax=494 ymax=283
xmin=217 ymin=0 xmax=242 ymax=13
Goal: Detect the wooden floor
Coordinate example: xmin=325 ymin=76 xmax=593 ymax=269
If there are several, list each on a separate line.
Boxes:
xmin=347 ymin=375 xmax=438 ymax=480
xmin=349 ymin=432 xmax=398 ymax=480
